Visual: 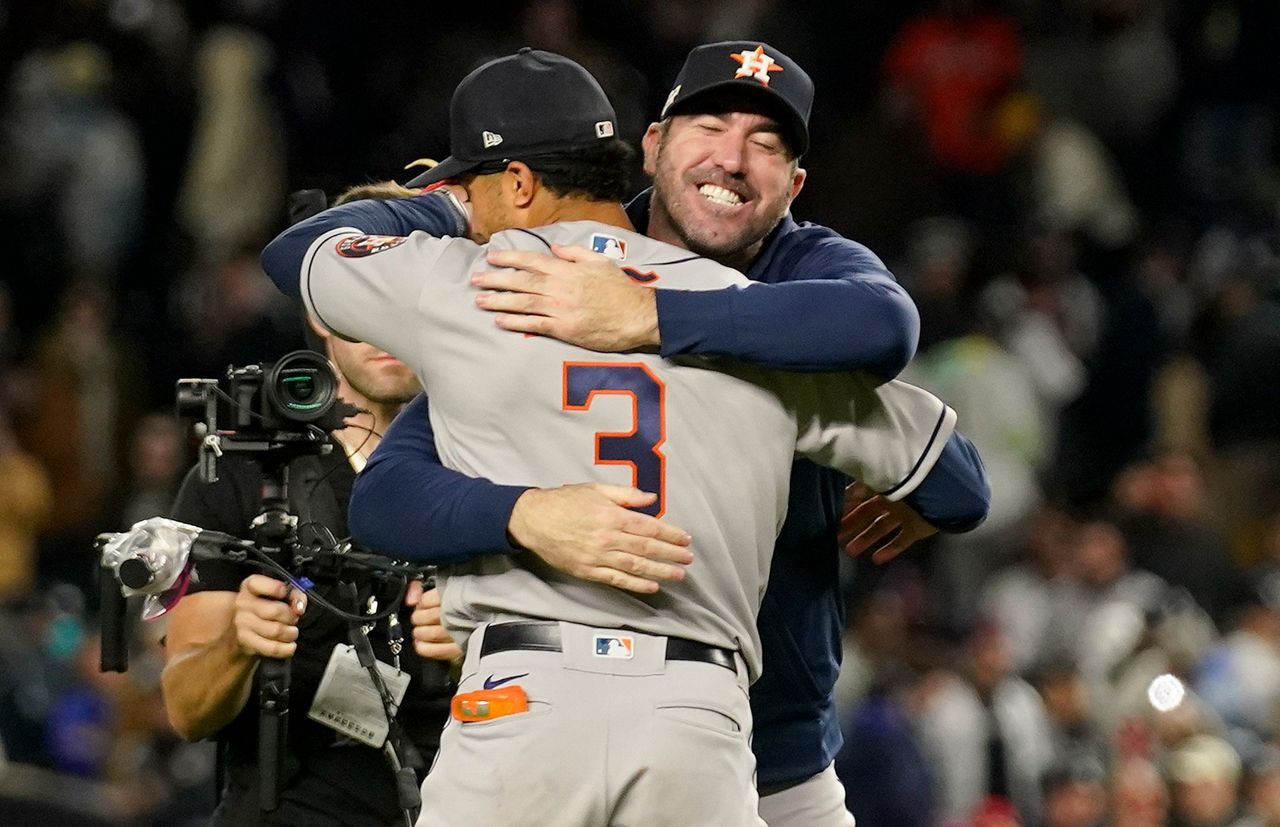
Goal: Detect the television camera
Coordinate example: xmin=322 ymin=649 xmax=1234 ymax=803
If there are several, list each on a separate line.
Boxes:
xmin=96 ymin=352 xmax=440 ymax=821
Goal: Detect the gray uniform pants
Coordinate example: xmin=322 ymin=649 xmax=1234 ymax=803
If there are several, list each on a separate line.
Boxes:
xmin=758 ymin=763 xmax=856 ymax=827
xmin=416 ymin=621 xmax=765 ymax=826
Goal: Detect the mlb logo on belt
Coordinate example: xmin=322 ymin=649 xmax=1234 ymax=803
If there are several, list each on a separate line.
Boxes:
xmin=593 ymin=635 xmax=634 ymax=659
xmin=590 ymin=234 xmax=627 ymax=261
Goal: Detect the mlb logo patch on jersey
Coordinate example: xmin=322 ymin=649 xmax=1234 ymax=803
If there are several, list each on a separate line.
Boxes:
xmin=590 ymin=234 xmax=627 ymax=261
xmin=336 ymin=235 xmax=408 ymax=258
xmin=593 ymin=635 xmax=634 ymax=659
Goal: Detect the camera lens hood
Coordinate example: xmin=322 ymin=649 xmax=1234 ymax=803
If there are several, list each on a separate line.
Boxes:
xmin=263 ymin=350 xmax=339 ymax=423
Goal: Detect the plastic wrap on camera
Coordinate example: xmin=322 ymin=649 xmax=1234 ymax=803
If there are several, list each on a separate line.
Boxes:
xmin=141 ymin=563 xmax=196 ymax=620
xmin=101 ymin=517 xmax=204 ymax=620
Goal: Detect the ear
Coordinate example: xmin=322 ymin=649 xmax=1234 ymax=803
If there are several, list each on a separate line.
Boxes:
xmin=789 ymin=165 xmax=807 ymax=203
xmin=506 ymin=161 xmax=538 ymax=209
xmin=641 ymin=122 xmax=664 ymax=178
xmin=304 ymin=313 xmax=333 ymax=353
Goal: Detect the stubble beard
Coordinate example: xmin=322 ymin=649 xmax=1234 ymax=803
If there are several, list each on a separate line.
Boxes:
xmin=652 ymin=155 xmax=785 ymax=268
xmin=334 ymin=352 xmax=421 ymax=408
xmin=352 ymin=372 xmax=421 ymax=407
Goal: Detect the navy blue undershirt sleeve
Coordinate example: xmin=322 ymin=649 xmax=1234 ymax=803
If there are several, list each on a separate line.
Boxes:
xmin=261 ymin=192 xmax=467 ymax=300
xmin=902 ymin=430 xmax=990 ymax=533
xmin=352 ymin=399 xmax=990 ymax=564
xmin=655 ymin=231 xmax=920 ymax=376
xmin=346 ymin=210 xmax=970 ymax=567
xmin=348 ymin=394 xmax=529 ymax=562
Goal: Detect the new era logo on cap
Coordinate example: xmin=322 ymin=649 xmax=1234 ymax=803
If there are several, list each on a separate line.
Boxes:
xmin=405 ymin=48 xmax=620 ymax=189
xmin=663 ymin=84 xmax=682 ymax=114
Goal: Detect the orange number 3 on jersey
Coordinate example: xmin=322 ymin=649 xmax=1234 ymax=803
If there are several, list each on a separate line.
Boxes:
xmin=562 ymin=362 xmax=667 ymax=517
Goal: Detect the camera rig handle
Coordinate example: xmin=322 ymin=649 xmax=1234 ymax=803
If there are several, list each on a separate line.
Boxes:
xmin=254 ymin=454 xmax=297 ymax=813
xmin=99 ymin=555 xmax=129 ymax=672
xmin=257 ymin=657 xmax=290 ymax=812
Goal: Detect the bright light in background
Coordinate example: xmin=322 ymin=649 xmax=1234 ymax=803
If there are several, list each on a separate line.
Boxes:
xmin=1148 ymin=673 xmax=1186 ymax=712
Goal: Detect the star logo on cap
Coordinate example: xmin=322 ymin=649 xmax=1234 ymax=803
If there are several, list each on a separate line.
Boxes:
xmin=731 ymin=46 xmax=783 ymax=86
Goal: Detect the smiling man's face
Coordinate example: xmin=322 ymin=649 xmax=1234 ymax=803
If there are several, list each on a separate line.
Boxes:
xmin=644 ymin=95 xmax=805 ymax=269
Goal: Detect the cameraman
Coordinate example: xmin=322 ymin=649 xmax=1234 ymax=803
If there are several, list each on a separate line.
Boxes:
xmin=160 ymin=183 xmax=454 ymax=826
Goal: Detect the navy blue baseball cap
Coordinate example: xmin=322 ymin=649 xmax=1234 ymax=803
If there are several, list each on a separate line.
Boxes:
xmin=660 ymin=41 xmax=813 ymax=156
xmin=407 ymin=48 xmax=619 ymax=188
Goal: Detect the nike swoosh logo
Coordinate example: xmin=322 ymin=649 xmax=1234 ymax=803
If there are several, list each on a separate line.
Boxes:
xmin=483 ymin=673 xmax=529 ymax=690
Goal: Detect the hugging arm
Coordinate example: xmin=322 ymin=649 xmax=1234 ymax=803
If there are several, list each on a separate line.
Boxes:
xmin=476 ymin=231 xmax=920 ymax=374
xmin=349 ymin=395 xmax=693 ymax=594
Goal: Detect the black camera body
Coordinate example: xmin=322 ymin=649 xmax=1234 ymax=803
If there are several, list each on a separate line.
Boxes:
xmin=176 ymin=350 xmax=357 ymax=483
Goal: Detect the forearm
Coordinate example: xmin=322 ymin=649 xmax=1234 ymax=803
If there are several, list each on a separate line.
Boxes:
xmin=261 ymin=192 xmax=467 ymax=299
xmin=349 ymin=394 xmax=528 ymax=562
xmin=655 ymin=277 xmax=920 ymax=374
xmin=161 ymin=627 xmax=258 ymax=741
xmin=351 ymin=398 xmax=691 ymax=590
xmin=351 ymin=454 xmax=527 ymax=562
xmin=903 ymin=430 xmax=991 ymax=533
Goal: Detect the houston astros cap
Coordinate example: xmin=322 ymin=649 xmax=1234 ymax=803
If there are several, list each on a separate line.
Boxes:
xmin=660 ymin=41 xmax=813 ymax=156
xmin=407 ymin=48 xmax=618 ymax=188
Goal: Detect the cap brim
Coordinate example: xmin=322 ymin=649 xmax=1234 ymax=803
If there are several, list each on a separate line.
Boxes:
xmin=405 ymin=155 xmax=480 ymax=188
xmin=668 ymin=81 xmax=809 ymax=156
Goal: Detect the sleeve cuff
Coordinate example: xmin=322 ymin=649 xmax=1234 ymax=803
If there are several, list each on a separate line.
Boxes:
xmin=419 ymin=190 xmax=469 ymax=238
xmin=655 ymin=288 xmax=738 ymax=358
xmin=457 ymin=483 xmax=530 ymax=553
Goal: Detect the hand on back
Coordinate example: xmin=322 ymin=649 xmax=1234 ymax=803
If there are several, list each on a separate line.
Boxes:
xmin=473 ymin=244 xmax=659 ymax=350
xmin=508 ymin=482 xmax=693 ymax=594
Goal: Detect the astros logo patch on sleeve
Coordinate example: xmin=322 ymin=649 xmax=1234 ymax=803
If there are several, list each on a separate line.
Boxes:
xmin=336 ymin=235 xmax=408 ymax=258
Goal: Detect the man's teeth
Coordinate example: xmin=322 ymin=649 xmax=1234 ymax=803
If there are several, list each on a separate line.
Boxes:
xmin=699 ymin=184 xmax=742 ymax=206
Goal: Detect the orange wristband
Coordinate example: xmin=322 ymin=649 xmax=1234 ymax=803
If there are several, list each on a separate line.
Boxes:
xmin=451 ymin=685 xmax=529 ymax=722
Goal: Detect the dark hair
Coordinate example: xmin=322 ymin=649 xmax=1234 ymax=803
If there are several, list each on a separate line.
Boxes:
xmin=473 ymin=138 xmax=634 ymax=202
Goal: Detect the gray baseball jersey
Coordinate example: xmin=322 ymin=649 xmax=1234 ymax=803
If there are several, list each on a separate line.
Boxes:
xmin=298 ymin=220 xmax=955 ymax=679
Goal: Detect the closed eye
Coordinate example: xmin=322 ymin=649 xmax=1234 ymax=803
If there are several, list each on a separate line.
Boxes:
xmin=748 ymin=128 xmax=786 ymax=152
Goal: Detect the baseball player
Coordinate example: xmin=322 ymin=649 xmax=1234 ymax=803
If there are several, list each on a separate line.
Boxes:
xmin=261 ymin=49 xmax=962 ymax=826
xmin=350 ymin=40 xmax=989 ymax=827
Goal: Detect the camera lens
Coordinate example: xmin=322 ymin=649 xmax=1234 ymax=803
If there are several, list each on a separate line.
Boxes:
xmin=281 ymin=373 xmax=317 ymax=403
xmin=117 ymin=557 xmax=156 ymax=589
xmin=264 ymin=350 xmax=338 ymax=423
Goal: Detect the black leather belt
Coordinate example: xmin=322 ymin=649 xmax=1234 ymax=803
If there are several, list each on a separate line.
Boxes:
xmin=757 ymin=775 xmax=811 ymax=797
xmin=479 ymin=621 xmax=737 ymax=673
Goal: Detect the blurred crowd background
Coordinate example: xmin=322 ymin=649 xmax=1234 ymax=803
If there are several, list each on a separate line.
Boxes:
xmin=0 ymin=0 xmax=1278 ymax=824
